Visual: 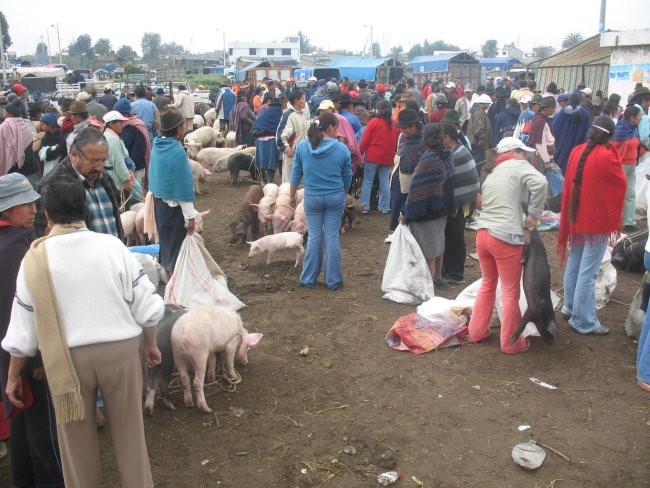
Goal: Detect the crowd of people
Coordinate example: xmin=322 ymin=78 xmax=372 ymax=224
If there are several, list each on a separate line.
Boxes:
xmin=0 ymin=71 xmax=649 ymax=486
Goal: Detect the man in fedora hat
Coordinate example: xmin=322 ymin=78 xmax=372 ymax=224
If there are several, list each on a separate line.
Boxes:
xmin=215 ymin=80 xmax=236 ymax=136
xmin=527 ymin=95 xmax=557 ymax=172
xmin=66 ymin=100 xmax=104 ymax=151
xmin=467 ymin=94 xmax=493 ymax=165
xmin=443 ymin=110 xmax=471 ymax=149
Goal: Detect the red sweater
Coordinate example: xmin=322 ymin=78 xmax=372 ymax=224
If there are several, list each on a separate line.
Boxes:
xmin=359 ymin=117 xmax=399 ymax=165
xmin=612 ymin=137 xmax=640 ymax=165
xmin=557 ymin=142 xmax=627 ymax=262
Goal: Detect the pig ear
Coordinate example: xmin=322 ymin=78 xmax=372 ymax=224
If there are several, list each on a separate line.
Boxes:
xmin=346 ymin=204 xmax=354 ymax=209
xmin=250 ymin=203 xmax=259 ymax=211
xmin=200 ymin=210 xmax=211 ymax=216
xmin=245 ymin=333 xmax=263 ymax=346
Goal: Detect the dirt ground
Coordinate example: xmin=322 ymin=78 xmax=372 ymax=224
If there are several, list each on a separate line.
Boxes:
xmin=2 ymin=170 xmax=649 ymax=487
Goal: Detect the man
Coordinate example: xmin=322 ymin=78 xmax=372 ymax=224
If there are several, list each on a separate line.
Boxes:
xmin=99 ymin=85 xmax=118 ymax=111
xmin=466 ymin=94 xmax=493 ymax=165
xmin=338 ymin=93 xmax=362 ymax=136
xmin=356 ymin=79 xmax=371 ymax=105
xmin=307 ymin=76 xmax=319 ymax=98
xmin=66 ymin=100 xmax=102 ymax=151
xmin=37 ymin=126 xmax=124 ymax=240
xmin=172 ymin=84 xmax=195 ymax=133
xmin=445 ymin=82 xmax=458 ymax=110
xmin=487 ymin=86 xmax=508 ymax=146
xmin=130 ymin=86 xmax=160 ymax=144
xmin=153 ymin=88 xmax=171 ymax=111
xmin=318 ymin=99 xmax=363 ymax=170
xmin=215 ymin=80 xmax=236 ymax=135
xmin=77 ymin=91 xmax=107 ymax=123
xmin=37 ymin=112 xmax=66 ymax=176
xmin=630 ymin=86 xmax=650 ymax=148
xmin=513 ymin=95 xmax=536 ymax=144
xmin=369 ymin=85 xmax=387 ymax=110
xmin=580 ymin=87 xmax=594 ymax=122
xmin=513 ymin=80 xmax=534 ymax=102
xmin=428 ymin=93 xmax=448 ymax=123
xmin=115 ymin=98 xmax=151 ymax=186
xmin=527 ymin=95 xmax=557 ymax=172
xmin=285 ymin=77 xmax=297 ymax=96
xmin=405 ymin=78 xmax=424 ymax=108
xmin=455 ymin=84 xmax=474 ymax=132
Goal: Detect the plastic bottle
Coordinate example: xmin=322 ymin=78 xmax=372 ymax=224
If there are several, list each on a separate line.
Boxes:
xmin=377 ymin=470 xmax=403 ymax=486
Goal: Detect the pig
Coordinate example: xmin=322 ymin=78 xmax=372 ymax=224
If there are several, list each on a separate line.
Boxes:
xmin=144 ymin=304 xmax=186 ymax=416
xmin=120 ymin=210 xmax=138 ymax=245
xmin=251 ymin=195 xmax=276 ymax=236
xmin=228 ymin=151 xmax=258 ymax=185
xmin=171 ymin=306 xmax=263 ymax=413
xmin=341 ymin=195 xmax=363 ymax=234
xmin=228 ymin=185 xmax=264 ymax=243
xmin=263 ymin=183 xmax=279 ymax=199
xmin=135 ymin=206 xmax=148 ymax=245
xmin=212 ymin=146 xmax=256 ymax=173
xmin=291 ymin=201 xmax=307 ymax=235
xmin=510 ymin=228 xmax=558 ymax=345
xmin=189 ymin=159 xmax=212 ymax=194
xmin=193 ymin=114 xmax=205 ymax=129
xmin=247 ymin=232 xmax=305 ymax=267
xmin=225 ymin=130 xmax=237 ymax=148
xmin=296 ymin=188 xmax=304 ymax=204
xmin=130 ymin=202 xmax=145 ymax=214
xmin=272 ymin=192 xmax=295 ymax=234
xmin=196 ymin=145 xmax=245 ymax=171
xmin=184 ymin=126 xmax=219 ymax=159
xmin=203 ymin=108 xmax=217 ymax=129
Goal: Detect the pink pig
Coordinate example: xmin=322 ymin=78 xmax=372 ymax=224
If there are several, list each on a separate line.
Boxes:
xmin=291 ymin=201 xmax=307 ymax=235
xmin=120 ymin=210 xmax=138 ymax=245
xmin=247 ymin=231 xmax=305 ymax=267
xmin=272 ymin=192 xmax=295 ymax=234
xmin=171 ymin=306 xmax=263 ymax=413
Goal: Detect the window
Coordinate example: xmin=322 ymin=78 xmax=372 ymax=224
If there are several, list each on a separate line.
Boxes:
xmin=267 ymin=48 xmax=275 ymax=56
xmin=282 ymin=48 xmax=291 ymax=56
xmin=249 ymin=48 xmax=256 ymax=55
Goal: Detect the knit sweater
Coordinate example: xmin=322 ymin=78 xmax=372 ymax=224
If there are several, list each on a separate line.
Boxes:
xmin=2 ymin=228 xmax=164 ymax=357
xmin=450 ymin=144 xmax=480 ymax=208
xmin=403 ymin=148 xmax=454 ymax=223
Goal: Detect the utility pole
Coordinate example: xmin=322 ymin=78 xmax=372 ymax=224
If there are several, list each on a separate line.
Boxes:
xmin=46 ymin=28 xmax=52 ymax=64
xmin=599 ymin=0 xmax=606 ymax=33
xmin=52 ymin=23 xmax=63 ymax=65
xmin=0 ymin=18 xmax=6 ymax=85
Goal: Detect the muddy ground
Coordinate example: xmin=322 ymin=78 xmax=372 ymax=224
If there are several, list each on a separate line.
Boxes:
xmin=2 ymin=170 xmax=649 ymax=487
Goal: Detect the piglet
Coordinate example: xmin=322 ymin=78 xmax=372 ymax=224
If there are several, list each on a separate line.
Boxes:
xmin=341 ymin=195 xmax=363 ymax=234
xmin=120 ymin=210 xmax=138 ymax=245
xmin=171 ymin=306 xmax=263 ymax=413
xmin=189 ymin=159 xmax=212 ymax=194
xmin=272 ymin=192 xmax=295 ymax=234
xmin=291 ymin=202 xmax=307 ymax=235
xmin=251 ymin=195 xmax=276 ymax=236
xmin=229 ymin=185 xmax=264 ymax=243
xmin=248 ymin=232 xmax=305 ymax=267
xmin=263 ymin=183 xmax=279 ymax=199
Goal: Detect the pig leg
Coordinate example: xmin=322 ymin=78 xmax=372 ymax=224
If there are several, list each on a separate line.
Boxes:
xmin=191 ymin=349 xmax=212 ymax=413
xmin=510 ymin=306 xmax=535 ymax=344
xmin=159 ymin=360 xmax=176 ymax=411
xmin=143 ymin=366 xmax=160 ymax=416
xmin=223 ymin=337 xmax=242 ymax=384
xmin=206 ymin=353 xmax=217 ymax=383
xmin=175 ymin=357 xmax=194 ymax=408
xmin=266 ymin=250 xmax=274 ymax=265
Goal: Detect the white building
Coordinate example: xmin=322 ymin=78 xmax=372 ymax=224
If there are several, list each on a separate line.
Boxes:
xmin=229 ymin=37 xmax=300 ymax=62
xmin=497 ymin=44 xmax=524 ymax=60
xmin=601 ymin=28 xmax=650 ymax=103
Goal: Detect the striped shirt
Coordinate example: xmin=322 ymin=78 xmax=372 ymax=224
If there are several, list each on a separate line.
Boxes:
xmin=450 ymin=144 xmax=480 ymax=208
xmin=77 ymin=172 xmax=118 ymax=237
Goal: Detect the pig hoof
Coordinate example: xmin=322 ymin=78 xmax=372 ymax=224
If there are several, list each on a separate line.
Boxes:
xmin=198 ymin=404 xmax=213 ymax=414
xmin=162 ymin=399 xmax=176 ymax=411
xmin=144 ymin=405 xmax=153 ymax=416
xmin=185 ymin=400 xmax=194 ymax=408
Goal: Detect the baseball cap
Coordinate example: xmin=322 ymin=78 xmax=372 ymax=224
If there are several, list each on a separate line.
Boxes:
xmin=478 ymin=94 xmax=492 ymax=104
xmin=519 ymin=95 xmax=532 ymax=104
xmin=580 ymin=87 xmax=592 ymax=95
xmin=497 ymin=137 xmax=535 ymax=154
xmin=445 ymin=82 xmax=456 ymax=88
xmin=309 ymin=76 xmax=317 ymax=81
xmin=318 ymin=100 xmax=335 ymax=111
xmin=103 ymin=110 xmax=129 ymax=124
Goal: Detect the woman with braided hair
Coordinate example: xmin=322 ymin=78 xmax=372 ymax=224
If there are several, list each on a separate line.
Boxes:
xmin=557 ymin=115 xmax=627 ymax=335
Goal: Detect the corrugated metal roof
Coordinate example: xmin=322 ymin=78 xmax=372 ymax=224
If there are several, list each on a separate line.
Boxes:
xmin=528 ymin=35 xmax=611 ymax=68
xmin=407 ymin=53 xmax=477 ymax=74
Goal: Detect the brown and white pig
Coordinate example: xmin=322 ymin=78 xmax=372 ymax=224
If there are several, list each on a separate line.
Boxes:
xmin=341 ymin=195 xmax=363 ymax=234
xmin=247 ymin=232 xmax=305 ymax=267
xmin=171 ymin=306 xmax=263 ymax=413
xmin=120 ymin=210 xmax=138 ymax=245
xmin=228 ymin=185 xmax=264 ymax=243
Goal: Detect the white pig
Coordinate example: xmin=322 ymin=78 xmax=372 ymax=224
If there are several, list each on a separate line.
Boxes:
xmin=184 ymin=126 xmax=219 ymax=159
xmin=193 ymin=114 xmax=205 ymax=129
xmin=272 ymin=192 xmax=295 ymax=234
xmin=120 ymin=210 xmax=138 ymax=245
xmin=296 ymin=188 xmax=305 ymax=204
xmin=251 ymin=195 xmax=276 ymax=236
xmin=247 ymin=231 xmax=305 ymax=267
xmin=196 ymin=145 xmax=245 ymax=170
xmin=291 ymin=202 xmax=306 ymax=235
xmin=203 ymin=108 xmax=217 ymax=128
xmin=188 ymin=159 xmax=212 ymax=194
xmin=171 ymin=306 xmax=263 ymax=413
xmin=263 ymin=183 xmax=279 ymax=199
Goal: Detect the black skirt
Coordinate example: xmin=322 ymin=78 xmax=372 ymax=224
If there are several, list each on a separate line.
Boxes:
xmin=154 ymin=198 xmax=186 ymax=272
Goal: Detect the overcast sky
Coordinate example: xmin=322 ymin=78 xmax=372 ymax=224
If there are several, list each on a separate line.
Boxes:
xmin=2 ymin=0 xmax=648 ymax=59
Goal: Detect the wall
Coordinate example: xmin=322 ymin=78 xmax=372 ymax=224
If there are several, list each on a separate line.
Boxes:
xmin=608 ymin=47 xmax=650 ymax=103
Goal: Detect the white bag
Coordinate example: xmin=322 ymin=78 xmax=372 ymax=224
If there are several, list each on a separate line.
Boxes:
xmin=381 ymin=224 xmax=435 ymax=304
xmin=164 ymin=234 xmax=245 ymax=311
xmin=635 ymin=152 xmax=650 ymax=212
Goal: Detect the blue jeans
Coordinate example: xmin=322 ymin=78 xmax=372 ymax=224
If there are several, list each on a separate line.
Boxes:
xmin=637 ymin=252 xmax=650 ymax=383
xmin=561 ymin=237 xmax=608 ymax=333
xmin=359 ymin=163 xmax=391 ymax=213
xmin=301 ymin=191 xmax=346 ymax=288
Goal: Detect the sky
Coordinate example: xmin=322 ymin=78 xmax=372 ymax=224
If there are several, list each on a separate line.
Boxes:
xmin=2 ymin=0 xmax=648 ymax=59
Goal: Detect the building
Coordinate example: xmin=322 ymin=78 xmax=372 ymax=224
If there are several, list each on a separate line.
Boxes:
xmin=601 ymin=28 xmax=650 ymax=104
xmin=407 ymin=52 xmax=480 ymax=88
xmin=497 ymin=44 xmax=524 ymax=59
xmin=229 ymin=37 xmax=300 ymax=63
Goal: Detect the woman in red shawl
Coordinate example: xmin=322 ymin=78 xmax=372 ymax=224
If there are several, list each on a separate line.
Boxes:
xmin=557 ymin=115 xmax=627 ymax=335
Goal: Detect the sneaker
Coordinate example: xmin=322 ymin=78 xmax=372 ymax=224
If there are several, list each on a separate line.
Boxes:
xmin=589 ymin=325 xmax=610 ymax=335
xmin=384 ymin=233 xmax=394 ymax=243
xmin=433 ymin=279 xmax=446 ymax=289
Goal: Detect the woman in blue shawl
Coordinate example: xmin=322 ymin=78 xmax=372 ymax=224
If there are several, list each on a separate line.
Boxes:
xmin=148 ymin=108 xmax=197 ymax=274
xmin=552 ymin=93 xmax=591 ymax=174
xmin=251 ymin=97 xmax=283 ymax=184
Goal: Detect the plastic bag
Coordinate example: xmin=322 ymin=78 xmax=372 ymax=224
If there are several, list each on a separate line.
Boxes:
xmin=635 ymin=152 xmax=650 ymax=212
xmin=164 ymin=234 xmax=245 ymax=311
xmin=381 ymin=224 xmax=435 ymax=304
xmin=545 ymin=163 xmax=564 ymax=197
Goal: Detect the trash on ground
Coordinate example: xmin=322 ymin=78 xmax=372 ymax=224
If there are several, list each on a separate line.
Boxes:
xmin=229 ymin=407 xmax=245 ymax=417
xmin=512 ymin=442 xmax=546 ymax=470
xmin=529 ymin=377 xmax=557 ymax=390
xmin=518 ymin=424 xmax=531 ymax=431
xmin=201 ymin=459 xmax=210 ymax=466
xmin=342 ymin=445 xmax=357 ymax=455
xmin=300 ymin=346 xmax=310 ymax=357
xmin=377 ymin=470 xmax=403 ymax=486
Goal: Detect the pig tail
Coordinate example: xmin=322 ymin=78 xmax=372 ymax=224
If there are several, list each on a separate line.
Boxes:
xmin=308 ymin=112 xmax=338 ymax=149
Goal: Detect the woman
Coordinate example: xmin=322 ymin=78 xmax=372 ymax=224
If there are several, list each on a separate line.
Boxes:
xmin=558 ymin=116 xmax=627 ymax=335
xmin=0 ymin=100 xmax=39 ymax=186
xmin=252 ymin=97 xmax=283 ymax=184
xmin=252 ymin=87 xmax=264 ymax=114
xmin=612 ymin=105 xmax=643 ymax=231
xmin=2 ymin=176 xmax=163 ymax=488
xmin=603 ymin=93 xmax=623 ymax=122
xmin=149 ymin=108 xmax=198 ymax=275
xmin=289 ymin=113 xmax=352 ymax=290
xmin=467 ymin=137 xmax=547 ymax=354
xmin=359 ymin=99 xmax=400 ymax=214
xmin=399 ymin=123 xmax=454 ymax=288
xmin=638 ymin=234 xmax=650 ymax=392
xmin=0 ymin=173 xmax=64 ymax=487
xmin=103 ymin=110 xmax=134 ymax=203
xmin=229 ymin=91 xmax=256 ymax=146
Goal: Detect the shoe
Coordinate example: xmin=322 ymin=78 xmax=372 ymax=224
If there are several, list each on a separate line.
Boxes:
xmin=380 ymin=210 xmax=391 ymax=214
xmin=96 ymin=407 xmax=106 ymax=428
xmin=561 ymin=311 xmax=572 ymax=321
xmin=443 ymin=277 xmax=465 ymax=285
xmin=589 ymin=325 xmax=610 ymax=335
xmin=433 ymin=279 xmax=446 ymax=289
xmin=638 ymin=380 xmax=650 ymax=392
xmin=623 ymin=224 xmax=639 ymax=232
xmin=0 ymin=441 xmax=7 ymax=459
xmin=384 ymin=233 xmax=394 ymax=243
xmin=328 ymin=284 xmax=342 ymax=291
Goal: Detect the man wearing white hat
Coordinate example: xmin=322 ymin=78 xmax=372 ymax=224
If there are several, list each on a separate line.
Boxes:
xmin=467 ymin=94 xmax=493 ymax=164
xmin=455 ymin=84 xmax=474 ymax=131
xmin=103 ymin=111 xmax=135 ymax=199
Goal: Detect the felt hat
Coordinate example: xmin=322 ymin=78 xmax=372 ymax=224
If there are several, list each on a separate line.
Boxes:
xmin=442 ymin=109 xmax=461 ymax=124
xmin=76 ymin=91 xmax=91 ymax=102
xmin=530 ymin=94 xmax=543 ymax=105
xmin=540 ymin=95 xmax=556 ymax=108
xmin=159 ymin=108 xmax=185 ymax=131
xmin=0 ymin=173 xmax=40 ymax=212
xmin=396 ymin=109 xmax=418 ymax=128
xmin=339 ymin=92 xmax=353 ymax=106
xmin=495 ymin=86 xmax=508 ymax=99
xmin=68 ymin=100 xmax=88 ymax=114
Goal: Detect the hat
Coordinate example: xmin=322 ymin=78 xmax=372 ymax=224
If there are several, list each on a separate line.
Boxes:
xmin=309 ymin=76 xmax=317 ymax=82
xmin=6 ymin=93 xmax=18 ymax=101
xmin=114 ymin=98 xmax=132 ymax=116
xmin=478 ymin=94 xmax=492 ymax=104
xmin=445 ymin=82 xmax=456 ymax=89
xmin=156 ymin=87 xmax=165 ymax=95
xmin=0 ymin=173 xmax=40 ymax=212
xmin=495 ymin=86 xmax=508 ymax=99
xmin=396 ymin=109 xmax=418 ymax=128
xmin=339 ymin=93 xmax=353 ymax=106
xmin=220 ymin=79 xmax=231 ymax=87
xmin=160 ymin=108 xmax=185 ymax=131
xmin=352 ymin=97 xmax=367 ymax=106
xmin=68 ymin=100 xmax=88 ymax=114
xmin=631 ymin=87 xmax=650 ymax=103
xmin=270 ymin=97 xmax=282 ymax=107
xmin=357 ymin=79 xmax=367 ymax=88
xmin=519 ymin=95 xmax=532 ymax=104
xmin=349 ymin=90 xmax=358 ymax=98
xmin=76 ymin=91 xmax=91 ymax=102
xmin=435 ymin=93 xmax=447 ymax=104
xmin=463 ymin=84 xmax=474 ymax=92
xmin=540 ymin=95 xmax=556 ymax=108
xmin=376 ymin=84 xmax=386 ymax=93
xmin=103 ymin=110 xmax=129 ymax=124
xmin=557 ymin=93 xmax=570 ymax=102
xmin=530 ymin=94 xmax=543 ymax=105
xmin=580 ymin=87 xmax=592 ymax=96
xmin=66 ymin=69 xmax=73 ymax=74
xmin=40 ymin=97 xmax=51 ymax=106
xmin=442 ymin=110 xmax=461 ymax=124
xmin=318 ymin=100 xmax=335 ymax=111
xmin=496 ymin=137 xmax=535 ymax=154
xmin=104 ymin=83 xmax=113 ymax=90
xmin=40 ymin=112 xmax=59 ymax=126
xmin=0 ymin=95 xmax=7 ymax=105
xmin=329 ymin=91 xmax=340 ymax=102
xmin=4 ymin=100 xmax=22 ymax=116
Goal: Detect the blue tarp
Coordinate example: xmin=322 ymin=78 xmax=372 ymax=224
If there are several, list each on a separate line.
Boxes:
xmin=407 ymin=54 xmax=459 ymax=74
xmin=328 ymin=57 xmax=392 ymax=82
xmin=479 ymin=58 xmax=522 ymax=71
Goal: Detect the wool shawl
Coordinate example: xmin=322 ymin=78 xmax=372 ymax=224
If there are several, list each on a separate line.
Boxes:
xmin=22 ymin=222 xmax=87 ymax=423
xmin=403 ymin=148 xmax=453 ymax=223
xmin=252 ymin=105 xmax=282 ymax=136
xmin=0 ymin=117 xmax=33 ymax=175
xmin=527 ymin=112 xmax=552 ymax=147
xmin=557 ymin=142 xmax=627 ymax=263
xmin=148 ymin=137 xmax=194 ymax=202
xmin=123 ymin=116 xmax=152 ymax=167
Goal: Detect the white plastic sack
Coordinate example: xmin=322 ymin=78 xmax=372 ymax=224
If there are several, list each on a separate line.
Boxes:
xmin=164 ymin=234 xmax=245 ymax=311
xmin=382 ymin=224 xmax=435 ymax=304
xmin=635 ymin=152 xmax=650 ymax=212
xmin=416 ymin=296 xmax=469 ymax=328
xmin=131 ymin=253 xmax=161 ymax=289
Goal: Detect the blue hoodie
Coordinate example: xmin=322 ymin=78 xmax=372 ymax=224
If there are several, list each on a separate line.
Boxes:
xmin=291 ymin=137 xmax=352 ymax=196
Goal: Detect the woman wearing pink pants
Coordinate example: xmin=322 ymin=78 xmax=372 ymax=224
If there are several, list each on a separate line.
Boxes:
xmin=468 ymin=137 xmax=548 ymax=353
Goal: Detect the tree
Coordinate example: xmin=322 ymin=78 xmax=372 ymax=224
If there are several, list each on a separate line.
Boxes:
xmin=161 ymin=41 xmax=185 ymax=58
xmin=34 ymin=41 xmax=48 ymax=65
xmin=562 ymin=33 xmax=584 ymax=49
xmin=430 ymin=40 xmax=461 ymax=51
xmin=94 ymin=38 xmax=111 ymax=57
xmin=370 ymin=42 xmax=381 ymax=57
xmin=68 ymin=34 xmax=94 ymax=66
xmin=0 ymin=11 xmax=11 ymax=49
xmin=390 ymin=46 xmax=403 ymax=60
xmin=298 ymin=31 xmax=313 ymax=54
xmin=116 ymin=45 xmax=137 ymax=61
xmin=123 ymin=61 xmax=144 ymax=76
xmin=141 ymin=32 xmax=161 ymax=61
xmin=533 ymin=45 xmax=556 ymax=59
xmin=481 ymin=39 xmax=498 ymax=58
